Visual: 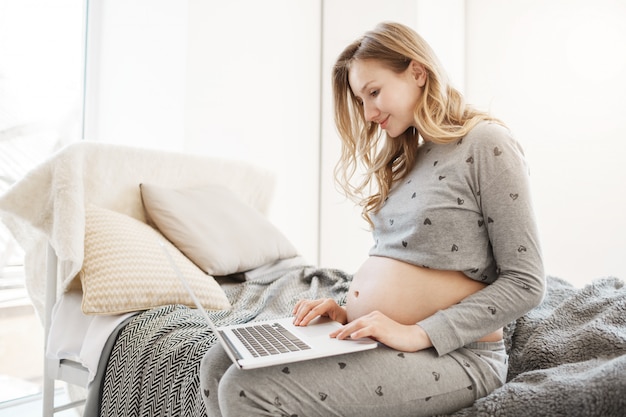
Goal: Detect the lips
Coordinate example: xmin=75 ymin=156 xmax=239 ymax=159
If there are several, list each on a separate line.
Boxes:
xmin=379 ymin=116 xmax=390 ymax=129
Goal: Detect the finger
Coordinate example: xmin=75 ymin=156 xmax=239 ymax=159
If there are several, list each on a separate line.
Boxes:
xmin=333 ymin=318 xmax=376 ymax=341
xmin=292 ymin=302 xmax=309 ymax=324
xmin=298 ymin=298 xmax=336 ymax=326
xmin=349 ymin=325 xmax=374 ymax=340
xmin=293 ymin=299 xmax=316 ymax=316
xmin=329 ymin=327 xmax=341 ymax=338
xmin=297 ymin=304 xmax=325 ymax=326
xmin=329 ymin=319 xmax=354 ymax=338
xmin=331 ymin=321 xmax=360 ymax=340
xmin=293 ymin=300 xmax=321 ymax=325
xmin=292 ymin=299 xmax=308 ymax=315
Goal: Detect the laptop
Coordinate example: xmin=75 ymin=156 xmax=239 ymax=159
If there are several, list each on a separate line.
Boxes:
xmin=159 ymin=241 xmax=378 ymax=370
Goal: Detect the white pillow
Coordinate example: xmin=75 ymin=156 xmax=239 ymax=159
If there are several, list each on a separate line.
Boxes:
xmin=79 ymin=204 xmax=231 ymax=315
xmin=140 ymin=183 xmax=299 ymax=276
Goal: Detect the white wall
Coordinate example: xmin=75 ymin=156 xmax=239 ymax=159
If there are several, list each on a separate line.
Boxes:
xmin=465 ymin=0 xmax=626 ymax=286
xmin=83 ymin=0 xmax=626 ymax=285
xmin=184 ymin=0 xmax=321 ymax=265
xmin=83 ymin=0 xmax=189 ymax=151
xmin=83 ymin=0 xmax=321 ymax=264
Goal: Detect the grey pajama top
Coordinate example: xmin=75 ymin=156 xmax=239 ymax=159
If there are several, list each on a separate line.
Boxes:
xmin=369 ymin=121 xmax=545 ymax=356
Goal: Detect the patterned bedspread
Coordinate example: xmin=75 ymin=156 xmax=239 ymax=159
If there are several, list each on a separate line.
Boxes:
xmin=98 ymin=265 xmax=352 ymax=417
xmin=94 ymin=268 xmax=626 ymax=417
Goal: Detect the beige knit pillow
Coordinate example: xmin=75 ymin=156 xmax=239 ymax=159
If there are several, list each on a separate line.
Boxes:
xmin=79 ymin=204 xmax=231 ymax=315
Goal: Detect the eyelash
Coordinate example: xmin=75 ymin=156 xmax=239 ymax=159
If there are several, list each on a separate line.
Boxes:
xmin=355 ymin=90 xmax=379 ymax=106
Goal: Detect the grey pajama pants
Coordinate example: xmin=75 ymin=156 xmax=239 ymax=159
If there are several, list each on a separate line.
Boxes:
xmin=200 ymin=340 xmax=507 ymax=417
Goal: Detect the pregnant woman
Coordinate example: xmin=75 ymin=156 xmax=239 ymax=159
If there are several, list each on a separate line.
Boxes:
xmin=200 ymin=21 xmax=545 ymax=417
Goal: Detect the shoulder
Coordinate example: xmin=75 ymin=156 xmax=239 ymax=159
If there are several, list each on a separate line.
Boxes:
xmin=464 ymin=121 xmax=517 ymax=148
xmin=462 ymin=121 xmax=527 ymax=168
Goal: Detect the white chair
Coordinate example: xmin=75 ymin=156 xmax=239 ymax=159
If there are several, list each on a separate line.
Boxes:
xmin=42 ymin=244 xmax=89 ymax=417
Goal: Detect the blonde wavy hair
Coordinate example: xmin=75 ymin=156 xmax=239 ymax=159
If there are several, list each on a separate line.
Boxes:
xmin=332 ymin=21 xmax=502 ymax=227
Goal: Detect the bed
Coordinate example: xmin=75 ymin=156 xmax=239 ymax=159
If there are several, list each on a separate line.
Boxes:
xmin=0 ymin=141 xmax=625 ymax=417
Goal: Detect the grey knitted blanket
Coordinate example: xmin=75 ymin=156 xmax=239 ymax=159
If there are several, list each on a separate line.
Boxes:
xmin=447 ymin=275 xmax=626 ymax=417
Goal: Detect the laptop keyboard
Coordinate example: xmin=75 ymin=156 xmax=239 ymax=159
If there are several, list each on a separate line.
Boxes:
xmin=232 ymin=323 xmax=311 ymax=357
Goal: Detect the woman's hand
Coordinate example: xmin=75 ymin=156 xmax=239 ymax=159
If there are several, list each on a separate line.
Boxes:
xmin=292 ymin=298 xmax=348 ymax=326
xmin=329 ymin=311 xmax=433 ymax=352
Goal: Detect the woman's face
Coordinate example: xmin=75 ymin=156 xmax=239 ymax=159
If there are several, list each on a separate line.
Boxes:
xmin=348 ymin=59 xmax=426 ymax=138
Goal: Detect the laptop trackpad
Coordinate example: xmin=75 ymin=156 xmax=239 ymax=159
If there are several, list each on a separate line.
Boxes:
xmin=290 ymin=316 xmax=345 ymax=338
xmin=289 ymin=316 xmax=376 ymax=347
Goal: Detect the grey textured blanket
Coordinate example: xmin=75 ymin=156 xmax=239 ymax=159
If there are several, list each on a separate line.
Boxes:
xmin=448 ymin=275 xmax=626 ymax=417
xmin=96 ymin=270 xmax=626 ymax=417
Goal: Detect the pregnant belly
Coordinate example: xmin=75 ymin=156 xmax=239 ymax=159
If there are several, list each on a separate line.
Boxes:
xmin=345 ymin=256 xmax=488 ymax=325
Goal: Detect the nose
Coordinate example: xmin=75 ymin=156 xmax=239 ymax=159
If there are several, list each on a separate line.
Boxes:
xmin=363 ymin=102 xmax=380 ymax=122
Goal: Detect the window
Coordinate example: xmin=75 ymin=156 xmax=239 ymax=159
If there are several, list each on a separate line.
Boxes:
xmin=0 ymin=0 xmax=84 ymax=406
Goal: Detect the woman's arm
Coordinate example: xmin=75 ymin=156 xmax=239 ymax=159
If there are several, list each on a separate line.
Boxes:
xmin=419 ymin=129 xmax=545 ymax=356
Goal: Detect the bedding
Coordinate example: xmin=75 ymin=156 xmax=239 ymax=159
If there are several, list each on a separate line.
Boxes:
xmin=2 ymin=141 xmax=624 ymax=416
xmin=0 ymin=141 xmax=285 ymax=417
xmin=46 ymin=291 xmax=136 ymax=384
xmin=445 ymin=275 xmax=626 ymax=417
xmin=0 ymin=141 xmax=275 ymax=320
xmin=79 ymin=204 xmax=230 ymax=314
xmin=85 ymin=272 xmax=626 ymax=417
xmin=140 ymin=182 xmax=298 ymax=276
xmin=92 ymin=260 xmax=343 ymax=416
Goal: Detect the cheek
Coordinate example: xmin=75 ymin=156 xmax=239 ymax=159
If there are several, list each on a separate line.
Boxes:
xmin=393 ymin=93 xmax=418 ymax=117
xmin=408 ymin=86 xmax=423 ymax=109
xmin=391 ymin=84 xmax=419 ymax=113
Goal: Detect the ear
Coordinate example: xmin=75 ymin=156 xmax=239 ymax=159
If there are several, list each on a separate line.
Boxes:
xmin=410 ymin=60 xmax=427 ymax=88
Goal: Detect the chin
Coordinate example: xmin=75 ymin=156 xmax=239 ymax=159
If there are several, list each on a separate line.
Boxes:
xmin=385 ymin=129 xmax=405 ymax=139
